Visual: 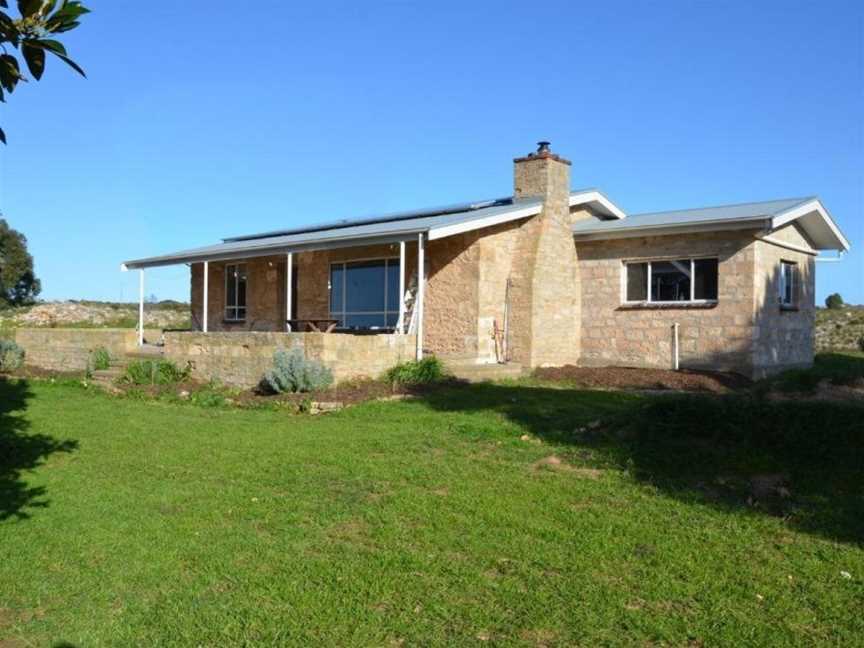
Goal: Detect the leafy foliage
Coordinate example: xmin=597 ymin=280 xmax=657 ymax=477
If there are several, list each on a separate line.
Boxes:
xmin=858 ymin=336 xmax=864 ymax=353
xmin=122 ymin=359 xmax=189 ymax=386
xmin=264 ymin=348 xmax=333 ymax=393
xmin=825 ymin=293 xmax=844 ymax=310
xmin=0 ymin=0 xmax=90 ymax=143
xmin=89 ymin=346 xmax=110 ymax=371
xmin=0 ymin=337 xmax=24 ymax=371
xmin=0 ymin=218 xmax=41 ymax=307
xmin=385 ymin=356 xmax=445 ymax=386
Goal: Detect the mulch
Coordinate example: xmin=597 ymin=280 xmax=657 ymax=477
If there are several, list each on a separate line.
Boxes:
xmin=532 ymin=365 xmax=752 ymax=393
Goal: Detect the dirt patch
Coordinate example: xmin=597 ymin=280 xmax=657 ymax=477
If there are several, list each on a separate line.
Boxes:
xmin=533 ymin=365 xmax=751 ymax=393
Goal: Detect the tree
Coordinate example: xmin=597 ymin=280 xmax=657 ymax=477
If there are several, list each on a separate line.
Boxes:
xmin=0 ymin=218 xmax=41 ymax=307
xmin=825 ymin=293 xmax=844 ymax=310
xmin=0 ymin=0 xmax=89 ymax=144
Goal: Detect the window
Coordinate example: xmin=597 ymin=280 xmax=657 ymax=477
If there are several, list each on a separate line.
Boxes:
xmin=624 ymin=258 xmax=719 ymax=304
xmin=225 ymin=263 xmax=247 ymax=321
xmin=330 ymin=259 xmax=400 ymax=329
xmin=779 ymin=261 xmax=798 ymax=308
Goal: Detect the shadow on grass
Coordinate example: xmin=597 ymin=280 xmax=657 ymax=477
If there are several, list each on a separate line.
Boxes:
xmin=0 ymin=378 xmax=78 ymax=521
xmin=420 ymin=381 xmax=864 ymax=545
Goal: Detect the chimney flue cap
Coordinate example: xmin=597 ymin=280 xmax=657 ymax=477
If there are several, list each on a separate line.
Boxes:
xmin=513 ymin=140 xmax=571 ymax=165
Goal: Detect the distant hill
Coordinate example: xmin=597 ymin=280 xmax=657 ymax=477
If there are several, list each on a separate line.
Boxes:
xmin=0 ymin=300 xmax=191 ymax=335
xmin=815 ymin=305 xmax=864 ymax=351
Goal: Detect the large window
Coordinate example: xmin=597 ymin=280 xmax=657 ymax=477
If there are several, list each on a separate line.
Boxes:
xmin=624 ymin=258 xmax=718 ymax=303
xmin=779 ymin=260 xmax=798 ymax=308
xmin=330 ymin=259 xmax=400 ymax=329
xmin=225 ymin=263 xmax=247 ymax=321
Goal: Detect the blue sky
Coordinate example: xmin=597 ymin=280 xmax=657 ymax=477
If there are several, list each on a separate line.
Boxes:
xmin=0 ymin=0 xmax=861 ymax=304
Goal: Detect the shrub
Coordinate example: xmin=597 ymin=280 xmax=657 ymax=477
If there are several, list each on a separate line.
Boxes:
xmin=858 ymin=336 xmax=864 ymax=353
xmin=264 ymin=348 xmax=333 ymax=393
xmin=0 ymin=339 xmax=24 ymax=372
xmin=190 ymin=385 xmax=227 ymax=408
xmin=385 ymin=356 xmax=444 ymax=386
xmin=90 ymin=347 xmax=111 ymax=371
xmin=122 ymin=359 xmax=189 ymax=386
xmin=825 ymin=293 xmax=844 ymax=310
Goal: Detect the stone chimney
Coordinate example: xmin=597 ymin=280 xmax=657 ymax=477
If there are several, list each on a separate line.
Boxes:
xmin=507 ymin=141 xmax=581 ymax=367
xmin=513 ymin=141 xmax=572 ymax=205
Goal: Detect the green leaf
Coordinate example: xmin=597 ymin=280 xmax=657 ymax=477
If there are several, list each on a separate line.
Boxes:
xmin=21 ymin=42 xmax=44 ymax=80
xmin=51 ymin=49 xmax=85 ymax=77
xmin=0 ymin=54 xmax=22 ymax=92
xmin=32 ymin=38 xmax=66 ymax=55
xmin=39 ymin=0 xmax=57 ymax=15
xmin=17 ymin=0 xmax=43 ymax=18
xmin=0 ymin=126 xmax=6 ymax=145
xmin=0 ymin=1 xmax=9 ymax=8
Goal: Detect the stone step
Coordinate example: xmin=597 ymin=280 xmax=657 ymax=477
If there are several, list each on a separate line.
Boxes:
xmin=125 ymin=345 xmax=165 ymax=360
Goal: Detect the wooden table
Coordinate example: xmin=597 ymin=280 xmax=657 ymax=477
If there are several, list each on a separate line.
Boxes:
xmin=286 ymin=319 xmax=340 ymax=333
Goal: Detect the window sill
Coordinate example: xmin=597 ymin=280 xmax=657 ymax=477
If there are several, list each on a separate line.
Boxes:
xmin=222 ymin=319 xmax=247 ymax=324
xmin=779 ymin=305 xmax=800 ymax=312
xmin=618 ymin=301 xmax=718 ymax=311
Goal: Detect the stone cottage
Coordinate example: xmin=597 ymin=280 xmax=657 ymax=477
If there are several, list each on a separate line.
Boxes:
xmin=122 ymin=142 xmax=850 ymax=383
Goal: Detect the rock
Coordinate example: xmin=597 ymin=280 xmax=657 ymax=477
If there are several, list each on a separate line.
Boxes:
xmin=310 ymin=401 xmax=344 ymax=415
xmin=178 ymin=390 xmax=190 ymax=400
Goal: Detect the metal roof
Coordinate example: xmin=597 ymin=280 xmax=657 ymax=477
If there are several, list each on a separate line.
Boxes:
xmin=222 ymin=197 xmax=514 ymax=243
xmin=122 ymin=197 xmax=544 ymax=269
xmin=571 ymin=196 xmax=813 ymax=235
xmin=571 ymin=195 xmax=849 ymax=251
xmin=122 ymin=187 xmax=628 ymax=270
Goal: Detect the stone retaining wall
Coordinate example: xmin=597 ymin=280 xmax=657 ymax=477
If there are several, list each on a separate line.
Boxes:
xmin=163 ymin=331 xmax=416 ymax=387
xmin=14 ymin=328 xmax=161 ymax=372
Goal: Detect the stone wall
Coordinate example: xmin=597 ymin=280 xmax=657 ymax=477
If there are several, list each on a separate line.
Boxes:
xmin=577 ymin=230 xmax=759 ymax=375
xmin=163 ymin=331 xmax=416 ymax=387
xmin=751 ymin=223 xmax=816 ymax=377
xmin=508 ymin=153 xmax=581 ymax=367
xmin=14 ymin=328 xmax=159 ymax=372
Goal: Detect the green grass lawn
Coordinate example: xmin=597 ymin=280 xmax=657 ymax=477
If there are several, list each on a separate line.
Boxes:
xmin=1 ymin=372 xmax=863 ymax=646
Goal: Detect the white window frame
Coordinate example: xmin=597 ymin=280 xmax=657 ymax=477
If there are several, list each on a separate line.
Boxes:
xmin=779 ymin=260 xmax=798 ymax=308
xmin=224 ymin=263 xmax=247 ymax=321
xmin=622 ymin=256 xmax=719 ymax=305
xmin=329 ymin=256 xmax=401 ymax=329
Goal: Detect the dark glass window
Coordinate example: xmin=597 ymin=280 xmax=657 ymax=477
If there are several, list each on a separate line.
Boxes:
xmin=625 ymin=258 xmax=719 ymax=303
xmin=780 ymin=261 xmax=798 ymax=307
xmin=694 ymin=259 xmax=719 ymax=300
xmin=225 ymin=263 xmax=247 ymax=321
xmin=626 ymin=262 xmax=648 ymax=301
xmin=651 ymin=260 xmax=692 ymax=302
xmin=330 ymin=258 xmax=400 ymax=329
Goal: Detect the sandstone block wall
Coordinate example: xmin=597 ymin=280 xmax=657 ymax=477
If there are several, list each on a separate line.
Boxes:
xmin=163 ymin=331 xmax=416 ymax=388
xmin=577 ymin=230 xmax=759 ymax=375
xmin=751 ymin=223 xmax=816 ymax=377
xmin=14 ymin=328 xmax=159 ymax=372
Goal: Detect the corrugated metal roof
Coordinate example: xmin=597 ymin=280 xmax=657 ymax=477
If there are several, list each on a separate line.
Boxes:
xmin=222 ymin=196 xmax=515 ymax=243
xmin=571 ymin=196 xmax=814 ymax=236
xmin=122 ymin=197 xmax=543 ymax=269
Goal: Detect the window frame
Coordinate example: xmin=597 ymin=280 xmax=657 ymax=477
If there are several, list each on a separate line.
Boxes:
xmin=329 ymin=256 xmax=401 ymax=330
xmin=778 ymin=260 xmax=799 ymax=309
xmin=622 ymin=256 xmax=720 ymax=305
xmin=224 ymin=262 xmax=248 ymax=322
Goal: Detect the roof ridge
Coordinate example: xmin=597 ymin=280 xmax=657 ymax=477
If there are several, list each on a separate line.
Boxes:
xmin=629 ymin=195 xmax=815 ymax=218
